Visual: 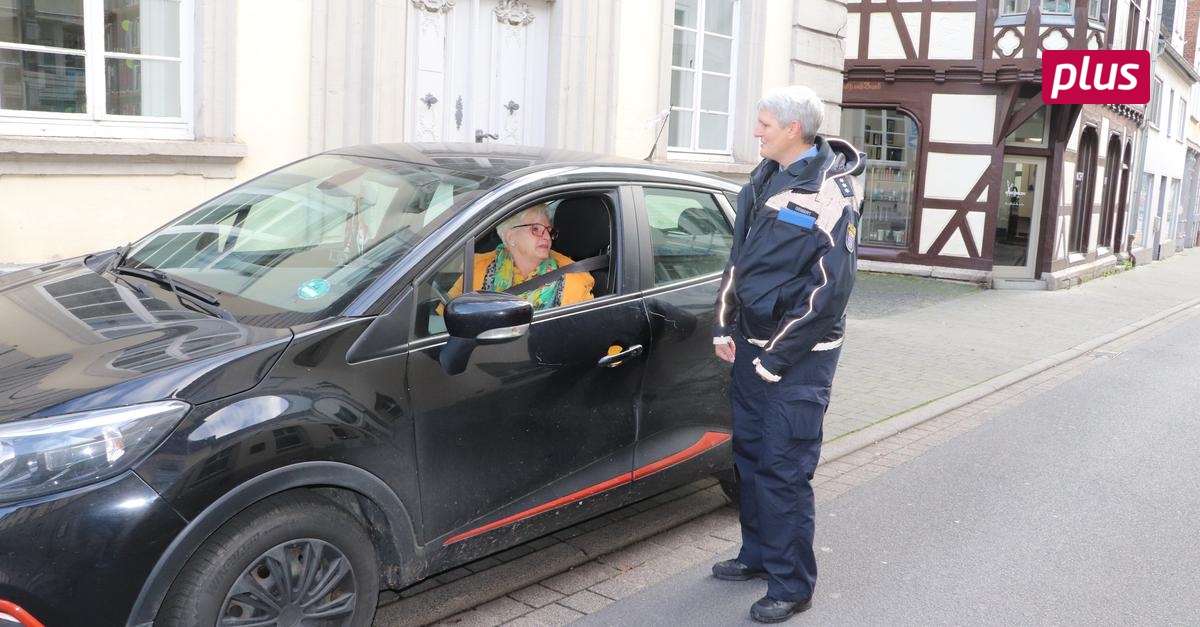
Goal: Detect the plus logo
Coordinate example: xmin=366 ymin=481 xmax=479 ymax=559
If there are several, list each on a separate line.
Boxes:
xmin=1042 ymin=50 xmax=1151 ymax=105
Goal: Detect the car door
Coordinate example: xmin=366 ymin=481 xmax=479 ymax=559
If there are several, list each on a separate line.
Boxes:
xmin=630 ymin=184 xmax=738 ymax=500
xmin=406 ymin=187 xmax=650 ymax=554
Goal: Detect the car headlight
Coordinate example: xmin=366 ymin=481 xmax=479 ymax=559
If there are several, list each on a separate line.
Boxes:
xmin=0 ymin=400 xmax=190 ymax=503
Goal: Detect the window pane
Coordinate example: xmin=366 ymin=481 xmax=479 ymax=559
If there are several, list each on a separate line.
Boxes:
xmin=0 ymin=0 xmax=84 ymax=48
xmin=700 ymin=74 xmax=729 ymax=112
xmin=703 ymin=0 xmax=735 ymax=36
xmin=1001 ymin=0 xmax=1029 ymax=14
xmin=702 ymin=34 xmax=731 ymax=74
xmin=645 ymin=187 xmax=733 ymax=285
xmin=1088 ymin=0 xmax=1101 ymax=19
xmin=1006 ymin=100 xmax=1047 ymax=146
xmin=415 ymin=252 xmax=465 ymax=338
xmin=0 ymin=49 xmax=86 ymax=113
xmin=668 ymin=109 xmax=693 ymax=148
xmin=105 ymin=57 xmax=179 ymax=116
xmin=698 ymin=112 xmax=727 ymax=150
xmin=1041 ymin=0 xmax=1070 ymax=14
xmin=671 ymin=28 xmax=695 ymax=68
xmin=105 ymin=0 xmax=181 ymax=57
xmin=673 ymin=0 xmax=697 ymax=28
xmin=670 ymin=68 xmax=693 ymax=108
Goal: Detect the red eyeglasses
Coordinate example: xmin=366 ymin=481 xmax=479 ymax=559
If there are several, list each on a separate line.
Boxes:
xmin=511 ymin=223 xmax=560 ymax=239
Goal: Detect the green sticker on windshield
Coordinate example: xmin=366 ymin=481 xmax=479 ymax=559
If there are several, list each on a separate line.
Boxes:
xmin=297 ymin=279 xmax=331 ymax=300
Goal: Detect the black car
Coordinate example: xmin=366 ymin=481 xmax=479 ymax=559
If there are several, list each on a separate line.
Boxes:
xmin=0 ymin=143 xmax=740 ymax=627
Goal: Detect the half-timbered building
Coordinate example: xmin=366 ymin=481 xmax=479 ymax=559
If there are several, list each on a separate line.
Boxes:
xmin=843 ymin=0 xmax=1150 ymax=289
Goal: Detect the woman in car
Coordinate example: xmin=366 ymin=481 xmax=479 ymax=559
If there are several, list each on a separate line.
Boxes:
xmin=450 ymin=203 xmax=594 ymax=310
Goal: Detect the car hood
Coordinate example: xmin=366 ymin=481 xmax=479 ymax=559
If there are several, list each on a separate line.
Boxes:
xmin=0 ymin=260 xmax=293 ymax=421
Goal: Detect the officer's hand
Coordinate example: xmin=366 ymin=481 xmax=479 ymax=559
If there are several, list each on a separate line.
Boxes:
xmin=714 ymin=342 xmax=735 ymax=363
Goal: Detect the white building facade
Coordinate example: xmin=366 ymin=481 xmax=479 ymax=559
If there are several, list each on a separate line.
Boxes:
xmin=0 ymin=0 xmax=848 ymax=266
xmin=1138 ymin=0 xmax=1199 ymax=260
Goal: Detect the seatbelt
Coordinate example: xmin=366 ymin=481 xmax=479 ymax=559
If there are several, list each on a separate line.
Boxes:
xmin=502 ymin=254 xmax=609 ymax=295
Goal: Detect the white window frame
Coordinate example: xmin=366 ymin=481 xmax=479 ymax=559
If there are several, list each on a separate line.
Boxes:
xmin=1166 ymin=89 xmax=1175 ymax=137
xmin=667 ymin=0 xmax=740 ymax=156
xmin=0 ymin=0 xmax=194 ymax=140
xmin=1149 ymin=76 xmax=1163 ymax=128
xmin=1176 ymin=96 xmax=1186 ymax=139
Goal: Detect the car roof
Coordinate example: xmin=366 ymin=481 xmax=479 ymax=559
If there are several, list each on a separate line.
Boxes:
xmin=327 ymin=142 xmax=739 ymax=188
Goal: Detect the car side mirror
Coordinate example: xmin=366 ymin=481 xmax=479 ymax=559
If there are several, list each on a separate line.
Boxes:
xmin=440 ymin=292 xmax=533 ymax=375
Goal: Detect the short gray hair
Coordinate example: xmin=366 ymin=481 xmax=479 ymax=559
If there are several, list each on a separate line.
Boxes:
xmin=758 ymin=86 xmax=824 ymax=143
xmin=497 ymin=202 xmax=554 ymax=245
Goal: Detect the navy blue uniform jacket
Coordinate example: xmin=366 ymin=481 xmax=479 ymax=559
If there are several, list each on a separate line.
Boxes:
xmin=714 ymin=136 xmax=865 ymax=381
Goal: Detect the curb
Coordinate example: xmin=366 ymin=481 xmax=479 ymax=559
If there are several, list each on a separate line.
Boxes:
xmin=819 ymin=296 xmax=1200 ymax=465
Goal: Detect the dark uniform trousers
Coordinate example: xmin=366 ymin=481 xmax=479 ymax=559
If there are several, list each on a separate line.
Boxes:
xmin=730 ymin=336 xmax=838 ymax=602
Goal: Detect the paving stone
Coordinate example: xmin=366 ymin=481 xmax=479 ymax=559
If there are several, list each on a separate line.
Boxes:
xmin=433 ymin=610 xmax=502 ymax=627
xmin=595 ymin=539 xmax=672 ymax=571
xmin=639 ymin=544 xmax=712 ymax=575
xmin=398 ymin=577 xmax=441 ymax=598
xmin=539 ymin=562 xmax=619 ymax=595
xmin=464 ymin=557 xmax=504 ymax=573
xmin=685 ymin=532 xmax=736 ymax=554
xmin=556 ymin=589 xmax=614 ymax=615
xmin=436 ymin=568 xmax=473 ymax=584
xmin=436 ymin=595 xmax=532 ymax=626
xmin=493 ymin=544 xmax=536 ymax=562
xmin=588 ymin=566 xmax=670 ymax=600
xmin=508 ymin=584 xmax=563 ymax=608
xmin=503 ymin=604 xmax=584 ymax=627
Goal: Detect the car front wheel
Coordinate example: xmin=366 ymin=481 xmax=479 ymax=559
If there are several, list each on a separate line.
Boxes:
xmin=158 ymin=491 xmax=379 ymax=627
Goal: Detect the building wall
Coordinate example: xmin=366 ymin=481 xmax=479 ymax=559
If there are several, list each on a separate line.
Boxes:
xmin=2 ymin=0 xmax=834 ymax=265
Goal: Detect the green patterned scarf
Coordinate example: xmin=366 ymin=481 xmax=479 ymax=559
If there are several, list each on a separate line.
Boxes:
xmin=482 ymin=244 xmax=564 ymax=310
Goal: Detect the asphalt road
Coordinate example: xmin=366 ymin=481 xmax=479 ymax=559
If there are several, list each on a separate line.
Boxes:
xmin=579 ymin=308 xmax=1200 ymax=626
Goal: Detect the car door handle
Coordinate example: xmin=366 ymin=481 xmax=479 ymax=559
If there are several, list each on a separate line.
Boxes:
xmin=598 ymin=344 xmax=644 ymax=368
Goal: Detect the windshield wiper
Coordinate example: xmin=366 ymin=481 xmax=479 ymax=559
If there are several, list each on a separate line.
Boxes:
xmin=111 ymin=264 xmax=237 ymax=322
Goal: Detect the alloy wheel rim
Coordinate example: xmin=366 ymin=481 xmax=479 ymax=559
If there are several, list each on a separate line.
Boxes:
xmin=219 ymin=538 xmax=358 ymax=626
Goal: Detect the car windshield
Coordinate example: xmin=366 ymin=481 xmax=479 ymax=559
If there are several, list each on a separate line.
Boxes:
xmin=120 ymin=154 xmax=495 ymax=326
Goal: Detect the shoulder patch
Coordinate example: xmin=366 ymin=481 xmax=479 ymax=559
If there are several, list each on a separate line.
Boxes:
xmin=834 ymin=175 xmax=855 ymax=198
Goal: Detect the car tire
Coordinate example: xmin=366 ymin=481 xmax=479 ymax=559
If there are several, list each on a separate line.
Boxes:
xmin=715 ymin=467 xmax=739 ymax=505
xmin=157 ymin=490 xmax=379 ymax=627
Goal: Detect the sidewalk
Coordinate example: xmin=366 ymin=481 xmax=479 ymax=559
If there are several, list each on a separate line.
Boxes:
xmin=416 ymin=250 xmax=1200 ymax=627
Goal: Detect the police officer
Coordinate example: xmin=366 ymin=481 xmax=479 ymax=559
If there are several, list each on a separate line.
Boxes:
xmin=711 ymin=85 xmax=863 ymax=623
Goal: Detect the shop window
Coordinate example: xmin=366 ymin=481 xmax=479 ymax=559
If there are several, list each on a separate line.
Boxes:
xmin=841 ymin=108 xmax=918 ymax=248
xmin=1135 ymin=172 xmax=1153 ymax=246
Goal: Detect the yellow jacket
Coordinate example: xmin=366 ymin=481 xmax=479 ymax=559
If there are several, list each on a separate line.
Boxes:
xmin=449 ymin=249 xmax=595 ymax=308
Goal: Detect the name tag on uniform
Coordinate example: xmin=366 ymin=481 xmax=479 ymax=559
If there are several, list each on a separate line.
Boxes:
xmin=777 ymin=203 xmax=817 ymax=230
